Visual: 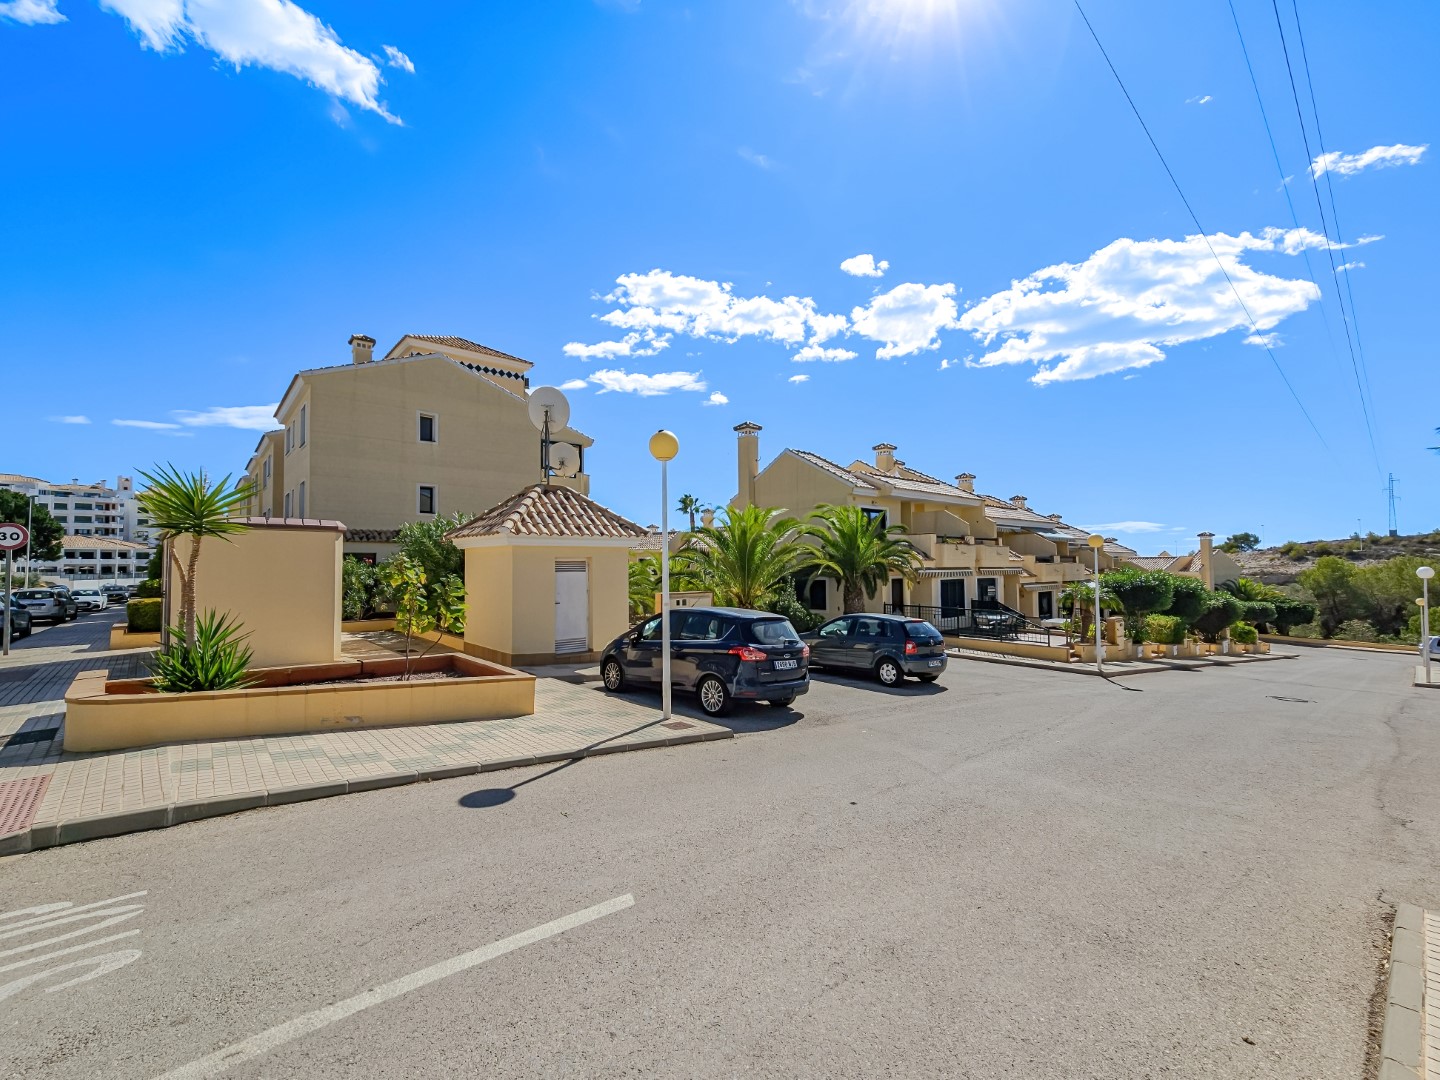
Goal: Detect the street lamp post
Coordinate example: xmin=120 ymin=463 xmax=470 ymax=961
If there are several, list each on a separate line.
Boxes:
xmin=648 ymin=430 xmax=680 ymax=719
xmin=1087 ymin=534 xmax=1105 ymax=676
xmin=1419 ymin=565 xmax=1434 ymax=685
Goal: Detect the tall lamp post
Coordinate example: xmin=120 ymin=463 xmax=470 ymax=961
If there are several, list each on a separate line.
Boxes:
xmin=649 ymin=430 xmax=680 ymax=720
xmin=1086 ymin=534 xmax=1105 ymax=676
xmin=1419 ymin=565 xmax=1434 ymax=685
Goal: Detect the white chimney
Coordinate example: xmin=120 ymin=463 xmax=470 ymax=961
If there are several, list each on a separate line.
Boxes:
xmin=956 ymin=473 xmax=975 ymax=493
xmin=349 ymin=333 xmax=376 ymax=365
xmin=1010 ymin=495 xmax=1028 ymax=509
xmin=873 ymin=443 xmax=897 ymax=473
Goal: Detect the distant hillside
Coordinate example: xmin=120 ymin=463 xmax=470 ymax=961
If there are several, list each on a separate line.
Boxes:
xmin=1233 ymin=529 xmax=1440 ymax=585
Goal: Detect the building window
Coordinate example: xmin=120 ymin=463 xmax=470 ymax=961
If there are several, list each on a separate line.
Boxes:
xmin=417 ymin=485 xmax=436 ymax=515
xmin=298 ymin=404 xmax=307 ymax=447
xmin=284 ymin=491 xmax=293 ymax=517
xmin=75 ymin=502 xmax=92 ymax=510
xmin=262 ymin=458 xmax=271 ymax=487
xmin=418 ymin=412 xmax=437 ymax=443
xmin=861 ymin=507 xmax=888 ymax=531
xmin=807 ymin=578 xmax=827 ymax=610
xmin=297 ymin=481 xmax=306 ymax=518
xmin=285 ymin=425 xmax=293 ymax=453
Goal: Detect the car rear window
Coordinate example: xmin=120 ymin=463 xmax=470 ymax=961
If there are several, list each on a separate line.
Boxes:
xmin=904 ymin=620 xmax=944 ymax=644
xmin=15 ymin=590 xmax=49 ymax=599
xmin=749 ymin=618 xmax=800 ymax=645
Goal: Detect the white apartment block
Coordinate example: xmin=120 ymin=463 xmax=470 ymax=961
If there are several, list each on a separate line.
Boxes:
xmin=0 ymin=473 xmax=157 ymax=581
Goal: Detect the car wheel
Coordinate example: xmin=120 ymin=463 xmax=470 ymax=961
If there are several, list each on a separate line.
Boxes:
xmin=876 ymin=658 xmax=903 ymax=686
xmin=767 ymin=694 xmax=796 ymax=707
xmin=697 ymin=674 xmax=732 ymax=717
xmin=601 ymin=658 xmax=627 ymax=692
xmin=917 ymin=674 xmax=940 ymax=683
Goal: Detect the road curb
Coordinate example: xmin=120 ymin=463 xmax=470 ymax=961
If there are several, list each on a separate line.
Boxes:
xmin=1377 ymin=903 xmax=1429 ymax=1079
xmin=0 ymin=723 xmax=731 ymax=857
xmin=946 ymin=648 xmax=1294 ymax=678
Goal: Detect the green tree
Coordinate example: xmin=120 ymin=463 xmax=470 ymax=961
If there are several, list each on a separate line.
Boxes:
xmin=675 ymin=505 xmax=804 ymax=610
xmin=1191 ymin=592 xmax=1243 ymax=643
xmin=801 ymin=504 xmax=923 ymax=614
xmin=1296 ymin=556 xmax=1364 ymax=637
xmin=0 ymin=490 xmax=63 ymax=561
xmin=342 ymin=557 xmax=385 ymax=620
xmin=1355 ymin=556 xmax=1436 ymax=637
xmin=137 ymin=464 xmax=255 ymax=646
xmin=676 ymin=494 xmax=701 ymax=532
xmin=1100 ymin=568 xmax=1174 ymax=642
xmin=1271 ymin=596 xmax=1318 ymax=635
xmin=1161 ymin=574 xmax=1210 ymax=628
xmin=1061 ymin=579 xmax=1124 ymax=642
xmin=395 ymin=512 xmax=467 ymax=588
xmin=628 ymin=555 xmax=661 ymax=621
xmin=384 ymin=554 xmax=467 ymax=678
xmin=1219 ymin=531 xmax=1261 ymax=553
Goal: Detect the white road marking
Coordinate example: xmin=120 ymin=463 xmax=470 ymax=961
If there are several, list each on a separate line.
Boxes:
xmin=0 ymin=950 xmax=143 ymax=1002
xmin=0 ymin=930 xmax=142 ymax=974
xmin=153 ymin=893 xmax=637 ymax=1080
xmin=0 ymin=891 xmax=147 ymax=1003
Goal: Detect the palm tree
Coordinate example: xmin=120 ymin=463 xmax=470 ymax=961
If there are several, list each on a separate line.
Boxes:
xmin=628 ymin=555 xmax=661 ymax=620
xmin=675 ymin=505 xmax=804 ymax=609
xmin=801 ymin=504 xmax=923 ymax=614
xmin=1061 ymin=580 xmax=1123 ymax=642
xmin=138 ymin=464 xmax=256 ymax=646
xmin=676 ymin=493 xmax=701 ymax=532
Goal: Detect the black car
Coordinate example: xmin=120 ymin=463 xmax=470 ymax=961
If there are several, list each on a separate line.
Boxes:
xmin=802 ymin=613 xmax=948 ymax=685
xmin=601 ymin=606 xmax=810 ymax=716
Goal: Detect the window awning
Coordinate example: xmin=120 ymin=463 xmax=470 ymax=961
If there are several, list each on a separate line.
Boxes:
xmin=1021 ymin=582 xmax=1059 ymax=591
xmin=918 ymin=568 xmax=973 ymax=579
xmin=978 ymin=567 xmax=1030 ymax=576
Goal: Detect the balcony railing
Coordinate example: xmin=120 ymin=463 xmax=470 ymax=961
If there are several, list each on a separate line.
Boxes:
xmin=884 ymin=603 xmax=1060 ymax=646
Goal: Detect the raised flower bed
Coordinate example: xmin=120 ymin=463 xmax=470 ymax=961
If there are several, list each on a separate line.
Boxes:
xmin=64 ymin=652 xmax=535 ymax=752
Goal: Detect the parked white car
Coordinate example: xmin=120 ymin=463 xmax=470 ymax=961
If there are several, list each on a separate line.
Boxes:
xmin=71 ymin=588 xmax=108 ymax=612
xmin=1429 ymin=636 xmax=1440 ymax=659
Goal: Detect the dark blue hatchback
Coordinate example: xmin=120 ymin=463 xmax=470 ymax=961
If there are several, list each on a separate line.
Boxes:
xmin=600 ymin=606 xmax=810 ymax=716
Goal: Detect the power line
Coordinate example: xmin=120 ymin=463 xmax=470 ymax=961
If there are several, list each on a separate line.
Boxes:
xmin=1225 ymin=0 xmax=1344 ymax=380
xmin=1268 ymin=0 xmax=1382 ymax=475
xmin=1289 ymin=0 xmax=1380 ymax=430
xmin=1070 ymin=0 xmax=1330 ymax=452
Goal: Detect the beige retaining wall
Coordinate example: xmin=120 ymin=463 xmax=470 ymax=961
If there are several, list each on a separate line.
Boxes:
xmin=949 ymin=637 xmax=1072 ymax=663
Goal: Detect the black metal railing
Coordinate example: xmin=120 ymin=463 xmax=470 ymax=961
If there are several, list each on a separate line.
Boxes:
xmin=884 ymin=603 xmax=1059 ymax=646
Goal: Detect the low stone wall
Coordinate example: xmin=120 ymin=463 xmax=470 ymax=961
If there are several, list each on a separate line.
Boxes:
xmin=949 ymin=637 xmax=1072 ymax=663
xmin=1261 ymin=634 xmax=1415 ymax=653
xmin=108 ymin=625 xmax=161 ymax=651
xmin=64 ymin=652 xmax=536 ymax=752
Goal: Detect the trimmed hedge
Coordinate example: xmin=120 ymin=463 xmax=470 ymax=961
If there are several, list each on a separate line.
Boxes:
xmin=1144 ymin=614 xmax=1186 ymax=645
xmin=134 ymin=578 xmax=163 ymax=599
xmin=127 ymin=598 xmax=163 ymax=633
xmin=1229 ymin=622 xmax=1258 ymax=644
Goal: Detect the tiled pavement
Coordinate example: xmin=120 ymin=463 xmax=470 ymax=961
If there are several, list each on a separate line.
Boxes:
xmin=1380 ymin=905 xmax=1438 ymax=1079
xmin=0 ymin=643 xmax=730 ymax=856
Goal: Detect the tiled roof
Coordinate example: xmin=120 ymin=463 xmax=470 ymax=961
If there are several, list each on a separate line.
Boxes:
xmin=405 ymin=335 xmax=531 ymax=367
xmin=344 ymin=528 xmax=401 ymax=543
xmin=787 ymin=450 xmax=879 ymax=490
xmin=448 ymin=483 xmax=648 ymax=541
xmin=1125 ymin=556 xmax=1177 ymax=571
xmin=231 ymin=517 xmax=347 ymax=531
xmin=0 ymin=474 xmax=43 ymax=485
xmin=630 ymin=528 xmax=681 ymax=553
xmin=61 ymin=536 xmax=150 ymax=551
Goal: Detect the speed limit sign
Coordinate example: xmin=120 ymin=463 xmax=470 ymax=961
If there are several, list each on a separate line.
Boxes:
xmin=0 ymin=523 xmax=27 ymax=551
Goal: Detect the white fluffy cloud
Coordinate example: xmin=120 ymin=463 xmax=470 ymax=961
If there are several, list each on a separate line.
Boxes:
xmin=49 ymin=414 xmax=91 ymax=424
xmin=1185 ymin=94 xmax=1212 ymax=105
xmin=172 ymin=404 xmax=281 ymax=430
xmin=1310 ymin=143 xmax=1427 ymax=178
xmin=588 ymin=369 xmax=707 ymax=396
xmin=1083 ymin=521 xmax=1170 ymax=533
xmin=703 ymin=391 xmax=729 ymax=406
xmin=381 ymin=44 xmax=413 ymax=73
xmin=563 ymin=329 xmax=670 ymax=360
xmin=788 ymin=374 xmax=809 ymax=384
xmin=1336 ymin=261 xmax=1365 ymax=273
xmin=792 ymin=344 xmax=856 ymax=363
xmin=84 ymin=0 xmax=402 ymax=122
xmin=0 ymin=0 xmax=64 ymax=24
xmin=958 ymin=227 xmax=1335 ymax=384
xmin=840 ymin=253 xmax=888 ymax=278
xmin=558 ymin=378 xmax=588 ymax=391
xmin=850 ymin=282 xmax=960 ymax=359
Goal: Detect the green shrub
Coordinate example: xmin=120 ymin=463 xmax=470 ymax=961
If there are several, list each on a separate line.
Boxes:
xmin=1271 ymin=597 xmax=1317 ymax=635
xmin=1229 ymin=622 xmax=1258 ymax=644
xmin=1279 ymin=541 xmax=1308 ymax=560
xmin=1311 ymin=542 xmax=1335 ymax=557
xmin=1288 ymin=621 xmax=1323 ymax=638
xmin=1333 ymin=618 xmax=1379 ymax=643
xmin=127 ymin=598 xmax=163 ymax=633
xmin=762 ymin=587 xmax=822 ymax=632
xmin=1162 ymin=574 xmax=1210 ymax=627
xmin=146 ymin=610 xmax=256 ymax=692
xmin=1236 ymin=600 xmax=1276 ymax=629
xmin=134 ymin=578 xmax=163 ymax=599
xmin=342 ymin=556 xmax=386 ymax=621
xmin=1191 ymin=592 xmax=1243 ymax=642
xmin=1144 ymin=614 xmax=1185 ymax=645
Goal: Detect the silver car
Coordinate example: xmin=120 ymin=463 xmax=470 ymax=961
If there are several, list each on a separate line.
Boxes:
xmin=13 ymin=588 xmax=76 ymax=624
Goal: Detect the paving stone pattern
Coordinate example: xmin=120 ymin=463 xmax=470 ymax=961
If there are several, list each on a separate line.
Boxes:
xmin=1426 ymin=910 xmax=1439 ymax=1078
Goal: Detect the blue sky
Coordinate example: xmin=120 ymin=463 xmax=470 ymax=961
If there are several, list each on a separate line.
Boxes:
xmin=2 ymin=0 xmax=1435 ymax=550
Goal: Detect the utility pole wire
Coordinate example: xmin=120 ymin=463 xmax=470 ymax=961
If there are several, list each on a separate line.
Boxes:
xmin=1070 ymin=0 xmax=1330 ymax=452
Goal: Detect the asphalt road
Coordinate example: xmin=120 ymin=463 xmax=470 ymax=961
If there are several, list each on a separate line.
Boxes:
xmin=2 ymin=647 xmax=1435 ymax=1078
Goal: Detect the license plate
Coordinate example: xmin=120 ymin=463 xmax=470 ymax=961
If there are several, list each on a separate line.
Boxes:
xmin=773 ymin=659 xmax=797 ymax=670
xmin=928 ymin=659 xmax=943 ymax=667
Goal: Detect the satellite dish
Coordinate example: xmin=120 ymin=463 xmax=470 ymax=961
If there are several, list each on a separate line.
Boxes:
xmin=550 ymin=443 xmax=579 ymax=478
xmin=527 ymin=386 xmax=570 ymax=433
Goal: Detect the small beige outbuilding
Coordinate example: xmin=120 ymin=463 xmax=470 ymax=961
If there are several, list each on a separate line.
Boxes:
xmin=168 ymin=517 xmax=345 ymax=669
xmin=447 ymin=484 xmax=648 ymax=667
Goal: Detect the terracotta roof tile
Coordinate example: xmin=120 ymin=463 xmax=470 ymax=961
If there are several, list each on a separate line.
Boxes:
xmin=448 ymin=483 xmax=648 ymax=541
xmin=788 ymin=450 xmax=880 ymax=490
xmin=344 ymin=528 xmax=401 ymax=543
xmin=61 ymin=536 xmax=150 ymax=551
xmin=406 ymin=335 xmax=531 ymax=367
xmin=630 ymin=528 xmax=681 ymax=553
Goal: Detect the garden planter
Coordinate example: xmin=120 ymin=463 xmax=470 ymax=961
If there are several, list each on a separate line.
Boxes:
xmin=64 ymin=652 xmax=536 ymax=752
xmin=1220 ymin=640 xmax=1232 ymax=655
xmin=1165 ymin=644 xmax=1179 ymax=658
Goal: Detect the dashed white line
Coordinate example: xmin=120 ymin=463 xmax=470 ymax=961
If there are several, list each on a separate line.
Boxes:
xmin=152 ymin=893 xmax=636 ymax=1080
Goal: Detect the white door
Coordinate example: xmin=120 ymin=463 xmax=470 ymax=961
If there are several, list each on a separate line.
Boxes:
xmin=554 ymin=560 xmax=589 ymax=654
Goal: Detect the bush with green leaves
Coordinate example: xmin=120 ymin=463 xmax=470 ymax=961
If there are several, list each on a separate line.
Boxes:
xmin=1101 ymin=568 xmax=1174 ymax=643
xmin=1407 ymin=607 xmax=1440 ymax=644
xmin=1332 ymin=618 xmax=1380 ymax=642
xmin=385 ymin=554 xmax=467 ymax=678
xmin=145 ymin=547 xmax=164 ymax=581
xmin=147 ymin=610 xmax=256 ymax=693
xmin=1236 ymin=600 xmax=1277 ymax=629
xmin=1191 ymin=592 xmax=1243 ymax=643
xmin=394 ymin=513 xmax=467 ymax=589
xmin=1271 ymin=596 xmax=1317 ymax=635
xmin=134 ymin=578 xmax=163 ymax=599
xmin=1161 ymin=574 xmax=1210 ymax=628
xmin=127 ymin=598 xmax=163 ymax=632
xmin=761 ymin=586 xmax=822 ymax=632
xmin=1279 ymin=541 xmax=1308 ymax=560
xmin=1144 ymin=614 xmax=1185 ymax=645
xmin=342 ymin=556 xmax=388 ymax=621
xmin=1229 ymin=622 xmax=1259 ymax=645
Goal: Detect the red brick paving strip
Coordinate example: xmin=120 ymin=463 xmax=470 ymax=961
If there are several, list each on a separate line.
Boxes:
xmin=0 ymin=774 xmax=51 ymax=836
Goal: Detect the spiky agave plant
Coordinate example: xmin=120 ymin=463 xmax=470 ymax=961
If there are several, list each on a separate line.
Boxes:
xmin=147 ymin=610 xmax=257 ymax=693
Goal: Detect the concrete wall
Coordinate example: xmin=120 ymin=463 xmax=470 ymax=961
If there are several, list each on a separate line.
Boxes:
xmin=748 ymin=451 xmax=856 ymax=515
xmin=276 ymin=356 xmax=590 ymax=534
xmin=174 ymin=521 xmax=343 ymax=668
xmin=463 ymin=542 xmax=631 ymax=666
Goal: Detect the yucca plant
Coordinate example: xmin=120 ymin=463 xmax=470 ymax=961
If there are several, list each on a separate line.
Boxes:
xmin=138 ymin=464 xmax=255 ymax=647
xmin=147 ymin=610 xmax=257 ymax=693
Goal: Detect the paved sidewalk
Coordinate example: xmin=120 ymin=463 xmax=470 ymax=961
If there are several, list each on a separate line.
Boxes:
xmin=0 ymin=663 xmax=730 ymax=857
xmin=1379 ymin=904 xmax=1438 ymax=1079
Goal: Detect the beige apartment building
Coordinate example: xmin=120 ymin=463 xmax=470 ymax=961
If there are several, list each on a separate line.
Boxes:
xmin=244 ymin=333 xmax=592 ymax=560
xmin=729 ymin=423 xmax=1138 ymax=624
